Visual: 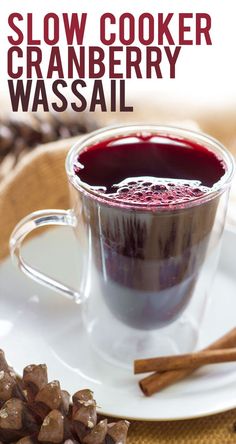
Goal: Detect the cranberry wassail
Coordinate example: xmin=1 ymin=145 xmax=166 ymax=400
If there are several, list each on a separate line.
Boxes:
xmin=75 ymin=134 xmax=224 ymax=201
xmin=74 ymin=134 xmax=225 ymax=329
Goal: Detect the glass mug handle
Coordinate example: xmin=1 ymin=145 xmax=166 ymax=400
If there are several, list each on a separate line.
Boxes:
xmin=9 ymin=209 xmax=82 ymax=303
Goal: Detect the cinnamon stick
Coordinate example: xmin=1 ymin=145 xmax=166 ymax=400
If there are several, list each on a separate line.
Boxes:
xmin=135 ymin=347 xmax=236 ymax=374
xmin=139 ymin=327 xmax=236 ymax=396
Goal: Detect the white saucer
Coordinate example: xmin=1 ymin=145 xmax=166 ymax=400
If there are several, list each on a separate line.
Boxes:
xmin=0 ymin=227 xmax=236 ymax=421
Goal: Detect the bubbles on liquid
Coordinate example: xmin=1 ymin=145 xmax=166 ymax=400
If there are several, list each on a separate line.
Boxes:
xmin=106 ymin=177 xmax=210 ymax=206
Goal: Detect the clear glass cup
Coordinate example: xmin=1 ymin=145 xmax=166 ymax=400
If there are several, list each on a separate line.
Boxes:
xmin=9 ymin=125 xmax=235 ymax=367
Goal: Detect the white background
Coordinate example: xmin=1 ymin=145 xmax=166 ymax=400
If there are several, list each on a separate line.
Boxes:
xmin=0 ymin=0 xmax=236 ymax=112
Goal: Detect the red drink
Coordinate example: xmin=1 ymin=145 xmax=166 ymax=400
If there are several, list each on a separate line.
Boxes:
xmin=74 ymin=133 xmax=225 ymax=329
xmin=75 ymin=133 xmax=224 ymax=203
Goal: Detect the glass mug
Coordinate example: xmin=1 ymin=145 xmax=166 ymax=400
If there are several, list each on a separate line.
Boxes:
xmin=10 ymin=125 xmax=234 ymax=367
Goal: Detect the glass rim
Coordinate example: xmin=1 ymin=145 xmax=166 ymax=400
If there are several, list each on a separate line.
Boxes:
xmin=66 ymin=124 xmax=235 ymax=212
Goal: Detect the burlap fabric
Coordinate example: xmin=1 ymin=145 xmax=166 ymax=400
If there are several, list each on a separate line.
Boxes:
xmin=1 ymin=138 xmax=236 ymax=443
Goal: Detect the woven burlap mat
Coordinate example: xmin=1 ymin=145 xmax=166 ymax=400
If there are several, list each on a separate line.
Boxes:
xmin=1 ymin=138 xmax=236 ymax=443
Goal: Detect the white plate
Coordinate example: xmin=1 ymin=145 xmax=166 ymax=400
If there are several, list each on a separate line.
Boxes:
xmin=0 ymin=228 xmax=236 ymax=421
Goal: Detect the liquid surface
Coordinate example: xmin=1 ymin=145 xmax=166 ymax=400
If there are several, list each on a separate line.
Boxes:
xmin=74 ymin=133 xmax=225 ymax=206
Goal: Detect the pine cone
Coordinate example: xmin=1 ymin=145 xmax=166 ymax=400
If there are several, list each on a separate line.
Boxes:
xmin=0 ymin=112 xmax=99 ymax=180
xmin=0 ymin=351 xmax=129 ymax=444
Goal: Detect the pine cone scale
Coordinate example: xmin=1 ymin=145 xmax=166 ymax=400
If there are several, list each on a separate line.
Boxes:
xmin=0 ymin=352 xmax=129 ymax=444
